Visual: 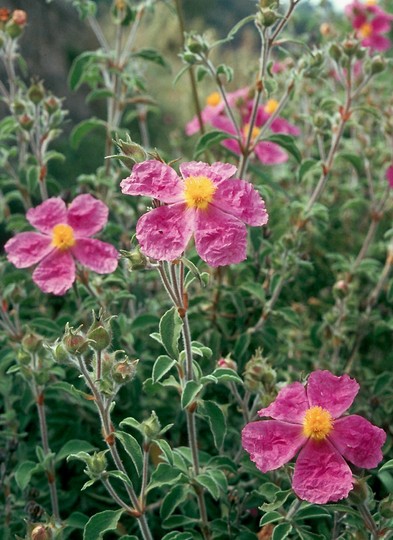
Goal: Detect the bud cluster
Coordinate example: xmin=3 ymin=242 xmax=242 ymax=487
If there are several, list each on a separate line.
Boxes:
xmin=0 ymin=8 xmax=27 ymax=40
xmin=243 ymin=348 xmax=276 ymax=393
xmin=181 ymin=33 xmax=210 ymax=65
xmin=256 ymin=1 xmax=281 ymax=28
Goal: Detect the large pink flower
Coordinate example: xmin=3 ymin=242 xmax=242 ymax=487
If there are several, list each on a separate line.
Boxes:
xmin=345 ymin=1 xmax=393 ymax=51
xmin=5 ymin=195 xmax=119 ymax=295
xmin=242 ymin=370 xmax=386 ymax=504
xmin=120 ymin=160 xmax=268 ymax=267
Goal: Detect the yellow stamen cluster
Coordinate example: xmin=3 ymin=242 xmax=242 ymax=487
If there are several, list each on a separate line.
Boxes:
xmin=264 ymin=99 xmax=279 ymax=115
xmin=206 ymin=91 xmax=221 ymax=107
xmin=302 ymin=406 xmax=333 ymax=441
xmin=183 ymin=176 xmax=217 ymax=210
xmin=243 ymin=123 xmax=261 ymax=142
xmin=358 ymin=22 xmax=373 ymax=38
xmin=52 ymin=224 xmax=76 ymax=251
xmin=365 ymin=0 xmax=377 ymax=6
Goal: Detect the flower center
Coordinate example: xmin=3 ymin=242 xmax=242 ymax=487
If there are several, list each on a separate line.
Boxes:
xmin=302 ymin=406 xmax=333 ymax=441
xmin=358 ymin=22 xmax=373 ymax=38
xmin=243 ymin=123 xmax=261 ymax=142
xmin=52 ymin=223 xmax=76 ymax=251
xmin=206 ymin=91 xmax=221 ymax=107
xmin=183 ymin=176 xmax=217 ymax=210
xmin=264 ymin=99 xmax=279 ymax=115
xmin=365 ymin=0 xmax=377 ymax=5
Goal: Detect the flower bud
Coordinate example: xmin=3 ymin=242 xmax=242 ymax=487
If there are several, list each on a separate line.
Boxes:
xmin=87 ymin=311 xmax=113 ymax=352
xmin=5 ymin=19 xmax=23 ymax=38
xmin=17 ymin=349 xmax=31 ymax=366
xmin=259 ymin=0 xmax=279 ymax=7
xmin=257 ymin=8 xmax=280 ymax=27
xmin=86 ymin=451 xmax=108 ymax=478
xmin=62 ymin=324 xmax=89 ymax=356
xmin=379 ymin=495 xmax=393 ymax=518
xmin=12 ymin=10 xmax=27 ymax=26
xmin=333 ymin=279 xmax=349 ymax=299
xmin=116 ymin=136 xmax=147 ymax=163
xmin=244 ymin=348 xmax=276 ymax=392
xmin=120 ymin=247 xmax=148 ymax=270
xmin=112 ymin=357 xmax=138 ymax=384
xmin=329 ymin=43 xmax=342 ymax=62
xmin=44 ymin=96 xmax=61 ymax=114
xmin=22 ymin=331 xmax=43 ymax=353
xmin=348 ymin=478 xmax=369 ymax=504
xmin=53 ymin=342 xmax=71 ymax=364
xmin=28 ymin=82 xmax=45 ymax=105
xmin=141 ymin=411 xmax=161 ymax=440
xmin=370 ymin=55 xmax=386 ymax=75
xmin=342 ymin=38 xmax=359 ymax=56
xmin=31 ymin=525 xmax=52 ymax=540
xmin=217 ymin=356 xmax=238 ymax=371
xmin=320 ymin=23 xmax=332 ymax=37
xmin=18 ymin=114 xmax=34 ymax=130
xmin=182 ymin=51 xmax=198 ymax=65
xmin=185 ymin=34 xmax=208 ymax=55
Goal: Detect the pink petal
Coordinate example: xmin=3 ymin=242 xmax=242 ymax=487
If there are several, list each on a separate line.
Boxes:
xmin=136 ymin=204 xmax=194 ymax=261
xmin=293 ymin=439 xmax=354 ymax=504
xmin=72 ymin=238 xmax=119 ymax=274
xmin=254 ymin=141 xmax=288 ymax=165
xmin=120 ymin=161 xmax=184 ymax=204
xmin=194 ymin=206 xmax=247 ymax=267
xmin=222 ymin=138 xmax=242 ymax=156
xmin=258 ymin=382 xmax=309 ymax=423
xmin=362 ymin=34 xmax=391 ymax=51
xmin=329 ymin=415 xmax=386 ymax=469
xmin=26 ymin=198 xmax=67 ymax=233
xmin=371 ymin=15 xmax=392 ymax=33
xmin=179 ymin=161 xmax=237 ymax=184
xmin=386 ymin=165 xmax=393 ymax=188
xmin=66 ymin=194 xmax=109 ymax=237
xmin=242 ymin=420 xmax=306 ymax=472
xmin=5 ymin=232 xmax=53 ymax=268
xmin=271 ymin=117 xmax=301 ymax=136
xmin=213 ymin=179 xmax=268 ymax=226
xmin=32 ymin=250 xmax=76 ymax=295
xmin=307 ymin=370 xmax=359 ymax=418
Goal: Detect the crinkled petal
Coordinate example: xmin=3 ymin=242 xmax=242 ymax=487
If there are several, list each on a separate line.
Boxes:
xmin=242 ymin=420 xmax=306 ymax=472
xmin=72 ymin=238 xmax=119 ymax=274
xmin=329 ymin=415 xmax=386 ymax=469
xmin=293 ymin=439 xmax=354 ymax=504
xmin=213 ymin=179 xmax=268 ymax=226
xmin=179 ymin=161 xmax=237 ymax=184
xmin=307 ymin=370 xmax=359 ymax=418
xmin=136 ymin=204 xmax=194 ymax=261
xmin=254 ymin=141 xmax=288 ymax=165
xmin=194 ymin=206 xmax=247 ymax=267
xmin=121 ymin=161 xmax=184 ymax=203
xmin=371 ymin=15 xmax=392 ymax=33
xmin=67 ymin=194 xmax=109 ymax=237
xmin=32 ymin=250 xmax=75 ymax=295
xmin=5 ymin=232 xmax=53 ymax=268
xmin=271 ymin=117 xmax=301 ymax=136
xmin=222 ymin=138 xmax=242 ymax=156
xmin=362 ymin=34 xmax=391 ymax=51
xmin=258 ymin=382 xmax=309 ymax=423
xmin=26 ymin=198 xmax=67 ymax=233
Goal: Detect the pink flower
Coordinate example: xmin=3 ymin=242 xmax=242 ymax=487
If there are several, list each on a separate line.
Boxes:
xmin=5 ymin=195 xmax=119 ymax=295
xmin=345 ymin=1 xmax=393 ymax=51
xmin=211 ymin=98 xmax=300 ymax=166
xmin=242 ymin=370 xmax=386 ymax=504
xmin=120 ymin=160 xmax=268 ymax=267
xmin=386 ymin=164 xmax=393 ymax=188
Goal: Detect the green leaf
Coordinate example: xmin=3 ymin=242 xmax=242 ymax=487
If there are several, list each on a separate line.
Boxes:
xmin=266 ymin=134 xmax=302 ymax=163
xmin=133 ymin=48 xmax=169 ymax=68
xmin=198 ymin=400 xmax=226 ymax=450
xmin=68 ymin=51 xmax=95 ymax=90
xmin=65 ymin=512 xmax=89 ymax=530
xmin=159 ymin=307 xmax=182 ymax=359
xmin=106 ymin=470 xmax=132 ymax=487
xmin=70 ymin=118 xmax=106 ymax=149
xmin=119 ymin=417 xmax=142 ymax=432
xmin=194 ymin=130 xmax=236 ymax=159
xmin=154 ymin=439 xmax=174 ymax=466
xmin=298 ymin=159 xmax=319 ymax=182
xmin=181 ymin=380 xmax=203 ymax=409
xmin=160 ymin=484 xmax=189 ymax=519
xmin=57 ymin=440 xmax=97 ymax=462
xmin=83 ymin=509 xmax=123 ymax=540
xmin=272 ymin=522 xmax=292 ymax=540
xmin=338 ymin=152 xmax=364 ymax=176
xmin=379 ymin=460 xmax=393 ymax=473
xmin=115 ymin=431 xmax=143 ymax=475
xmin=15 ymin=461 xmax=39 ymax=491
xmin=161 ymin=532 xmax=193 ymax=540
xmin=152 ymin=355 xmax=176 ymax=383
xmin=196 ymin=473 xmax=220 ymax=500
xmin=147 ymin=463 xmax=184 ymax=493
xmin=130 ymin=314 xmax=160 ymax=331
xmin=261 ymin=490 xmax=292 ymax=512
xmin=295 ymin=505 xmax=331 ymax=520
xmin=259 ymin=511 xmax=283 ymax=526
xmin=211 ymin=368 xmax=243 ymax=384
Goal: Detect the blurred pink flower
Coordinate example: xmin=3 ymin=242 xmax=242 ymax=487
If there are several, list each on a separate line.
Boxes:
xmin=242 ymin=370 xmax=386 ymax=504
xmin=5 ymin=195 xmax=118 ymax=295
xmin=120 ymin=160 xmax=268 ymax=267
xmin=345 ymin=0 xmax=393 ymax=51
xmin=211 ymin=98 xmax=300 ymax=165
xmin=386 ymin=164 xmax=393 ymax=188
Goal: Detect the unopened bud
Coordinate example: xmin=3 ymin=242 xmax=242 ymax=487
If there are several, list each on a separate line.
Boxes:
xmin=62 ymin=324 xmax=89 ymax=355
xmin=28 ymin=82 xmax=45 ymax=104
xmin=370 ymin=55 xmax=386 ymax=75
xmin=116 ymin=136 xmax=147 ymax=163
xmin=120 ymin=247 xmax=148 ymax=270
xmin=329 ymin=43 xmax=342 ymax=62
xmin=342 ymin=38 xmax=359 ymax=56
xmin=44 ymin=96 xmax=61 ymax=114
xmin=141 ymin=411 xmax=161 ymax=440
xmin=12 ymin=99 xmax=25 ymax=115
xmin=348 ymin=478 xmax=369 ymax=504
xmin=259 ymin=0 xmax=279 ymax=7
xmin=53 ymin=342 xmax=71 ymax=364
xmin=182 ymin=51 xmax=198 ymax=65
xmin=320 ymin=23 xmax=332 ymax=37
xmin=86 ymin=451 xmax=108 ymax=478
xmin=12 ymin=9 xmax=27 ymax=26
xmin=87 ymin=311 xmax=113 ymax=352
xmin=217 ymin=357 xmax=238 ymax=371
xmin=333 ymin=279 xmax=349 ymax=298
xmin=257 ymin=8 xmax=280 ymax=27
xmin=244 ymin=348 xmax=276 ymax=392
xmin=17 ymin=349 xmax=31 ymax=366
xmin=18 ymin=114 xmax=33 ymax=130
xmin=31 ymin=525 xmax=52 ymax=540
xmin=112 ymin=358 xmax=138 ymax=384
xmin=185 ymin=34 xmax=208 ymax=55
xmin=22 ymin=331 xmax=43 ymax=353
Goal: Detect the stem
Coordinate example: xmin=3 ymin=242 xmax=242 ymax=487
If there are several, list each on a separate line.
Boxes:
xmin=140 ymin=442 xmax=150 ymax=506
xmin=33 ymin=383 xmax=60 ymax=521
xmin=101 ymin=476 xmax=133 ymax=512
xmin=358 ymin=502 xmax=379 ymax=540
